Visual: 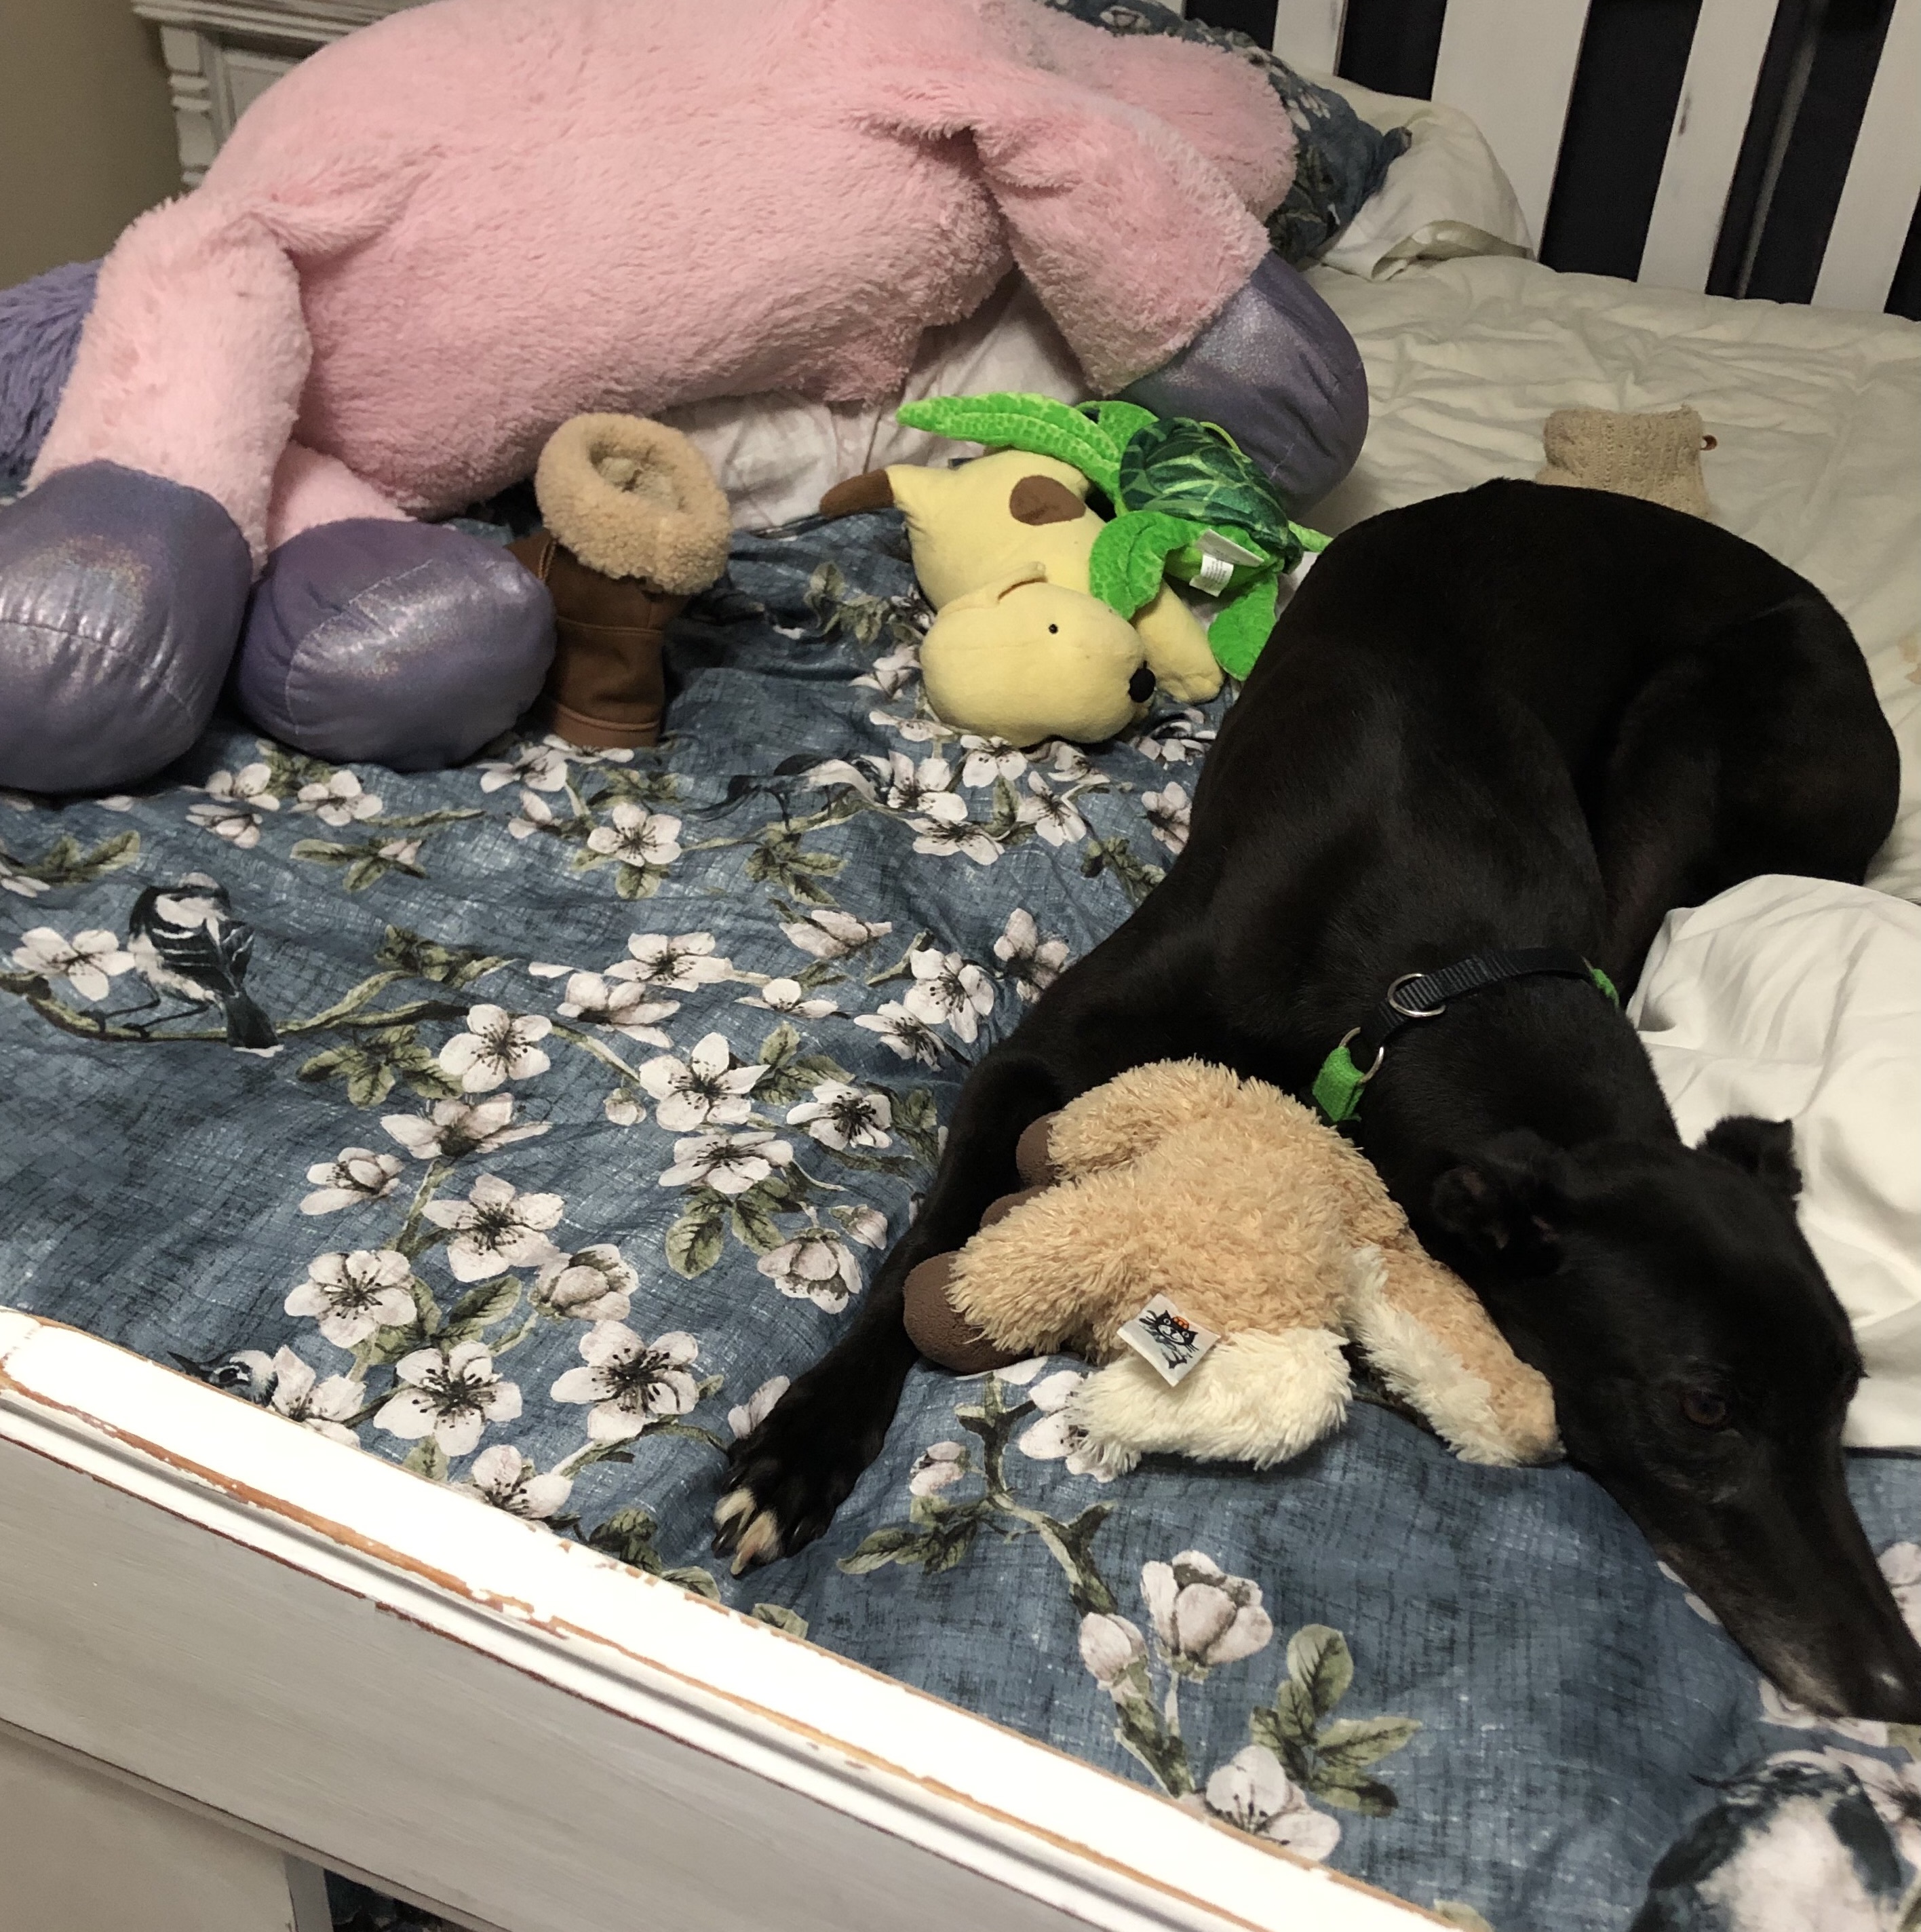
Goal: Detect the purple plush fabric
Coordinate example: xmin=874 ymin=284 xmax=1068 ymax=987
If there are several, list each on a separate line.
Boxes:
xmin=0 ymin=260 xmax=98 ymax=483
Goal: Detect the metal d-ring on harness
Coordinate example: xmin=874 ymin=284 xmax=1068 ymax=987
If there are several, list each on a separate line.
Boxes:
xmin=1311 ymin=947 xmax=1621 ymax=1126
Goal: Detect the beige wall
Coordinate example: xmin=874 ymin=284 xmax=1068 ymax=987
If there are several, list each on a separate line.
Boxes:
xmin=0 ymin=0 xmax=183 ymax=288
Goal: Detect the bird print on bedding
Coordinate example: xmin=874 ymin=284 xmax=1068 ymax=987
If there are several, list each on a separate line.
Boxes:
xmin=126 ymin=874 xmax=277 ymax=1049
xmin=2 ymin=507 xmax=1918 ymax=1932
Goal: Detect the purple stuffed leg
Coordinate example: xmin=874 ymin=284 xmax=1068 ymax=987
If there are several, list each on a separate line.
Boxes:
xmin=1121 ymin=254 xmax=1369 ymax=514
xmin=233 ymin=518 xmax=555 ymax=771
xmin=0 ymin=461 xmax=251 ymax=794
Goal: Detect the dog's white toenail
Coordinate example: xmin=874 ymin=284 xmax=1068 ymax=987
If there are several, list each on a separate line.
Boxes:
xmin=713 ymin=1487 xmax=756 ymax=1531
xmin=731 ymin=1510 xmax=779 ymax=1574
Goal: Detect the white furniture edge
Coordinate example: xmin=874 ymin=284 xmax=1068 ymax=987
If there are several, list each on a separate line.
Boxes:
xmin=1637 ymin=0 xmax=1779 ymax=292
xmin=0 ymin=1308 xmax=1438 ymax=1932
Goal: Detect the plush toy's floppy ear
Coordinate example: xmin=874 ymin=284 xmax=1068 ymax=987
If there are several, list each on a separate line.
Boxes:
xmin=1698 ymin=1115 xmax=1802 ymax=1200
xmin=1429 ymin=1129 xmax=1566 ymax=1272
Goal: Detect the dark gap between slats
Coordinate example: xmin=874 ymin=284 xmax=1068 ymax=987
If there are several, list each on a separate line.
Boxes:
xmin=1336 ymin=0 xmax=1448 ymax=98
xmin=1187 ymin=0 xmax=1282 ymax=50
xmin=1886 ymin=189 xmax=1921 ymax=321
xmin=1539 ymin=0 xmax=1701 ymax=278
xmin=1742 ymin=0 xmax=1898 ymax=302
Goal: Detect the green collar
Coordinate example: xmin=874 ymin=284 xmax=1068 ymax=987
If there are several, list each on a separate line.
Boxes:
xmin=1312 ymin=949 xmax=1620 ymax=1125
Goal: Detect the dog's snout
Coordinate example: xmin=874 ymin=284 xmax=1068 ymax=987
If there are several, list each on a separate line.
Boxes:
xmin=1128 ymin=667 xmax=1157 ymax=703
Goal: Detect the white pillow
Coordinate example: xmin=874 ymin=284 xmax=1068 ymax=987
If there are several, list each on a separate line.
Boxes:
xmin=1630 ymin=874 xmax=1921 ymax=1448
xmin=659 ymin=276 xmax=1088 ymax=532
xmin=1307 ymin=72 xmax=1532 ymax=279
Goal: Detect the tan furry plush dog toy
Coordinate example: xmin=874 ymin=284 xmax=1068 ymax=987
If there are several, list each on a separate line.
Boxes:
xmin=903 ymin=1060 xmax=1559 ymax=1475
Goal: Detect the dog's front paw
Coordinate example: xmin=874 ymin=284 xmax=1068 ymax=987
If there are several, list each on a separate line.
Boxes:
xmin=712 ymin=1376 xmax=883 ymax=1574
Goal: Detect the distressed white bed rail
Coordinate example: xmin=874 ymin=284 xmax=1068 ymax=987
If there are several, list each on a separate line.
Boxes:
xmin=0 ymin=1311 xmax=1437 ymax=1932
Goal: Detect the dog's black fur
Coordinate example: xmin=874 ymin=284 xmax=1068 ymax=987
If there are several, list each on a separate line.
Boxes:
xmin=716 ymin=479 xmax=1921 ymax=1722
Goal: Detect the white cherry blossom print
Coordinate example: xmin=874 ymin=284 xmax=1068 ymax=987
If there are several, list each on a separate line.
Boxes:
xmin=781 ymin=909 xmax=893 ymax=961
xmin=586 ymin=803 xmax=682 ymax=869
xmin=531 ymin=1244 xmax=638 ymax=1322
xmin=911 ymin=815 xmax=1003 ymax=865
xmin=9 ymin=927 xmax=135 ymax=1001
xmin=1079 ymin=1612 xmax=1150 ymax=1697
xmin=908 ymin=1441 xmax=969 ymax=1496
xmin=958 ymin=736 xmax=1027 ymax=787
xmin=550 ymin=1323 xmax=701 ymax=1442
xmin=834 ymin=1203 xmax=889 ymax=1248
xmin=1204 ymin=1747 xmax=1342 ymax=1861
xmin=613 ymin=930 xmax=733 ymax=991
xmin=1013 ymin=1368 xmax=1114 ymax=1482
xmin=1142 ymin=1552 xmax=1274 ymax=1673
xmin=381 ymin=1094 xmax=550 ymax=1161
xmin=853 ymin=1001 xmax=944 ymax=1066
xmin=292 ymin=771 xmax=381 ymax=825
xmin=556 ymin=971 xmax=678 ymax=1047
xmin=477 ymin=739 xmax=571 ymax=794
xmin=1141 ymin=781 xmax=1192 ymax=854
xmin=1131 ymin=708 xmax=1216 ymax=764
xmin=1024 ymin=775 xmax=1087 ymax=847
xmin=657 ymin=1129 xmax=792 ymax=1195
xmin=422 ymin=1174 xmax=566 ymax=1281
xmin=376 ymin=1340 xmax=521 ymax=1457
xmin=994 ymin=908 xmax=1070 ymax=1002
xmin=852 ymin=642 xmax=921 ymax=698
xmin=639 ymin=1032 xmax=765 ymax=1130
xmin=507 ymin=788 xmax=557 ymax=841
xmin=438 ymin=1006 xmax=553 ymax=1092
xmin=300 ymin=1147 xmax=404 ymax=1215
xmin=456 ymin=1444 xmax=572 ymax=1520
xmin=255 ymin=1347 xmax=365 ymax=1447
xmin=375 ymin=836 xmax=423 ymax=868
xmin=874 ymin=752 xmax=966 ymax=822
xmin=728 ymin=1376 xmax=790 ymax=1441
xmin=786 ymin=1080 xmax=891 ymax=1151
xmin=285 ymin=1248 xmax=416 ymax=1347
xmin=903 ymin=946 xmax=994 ymax=1043
xmin=757 ymin=1225 xmax=863 ymax=1311
xmin=737 ymin=977 xmax=837 ymax=1019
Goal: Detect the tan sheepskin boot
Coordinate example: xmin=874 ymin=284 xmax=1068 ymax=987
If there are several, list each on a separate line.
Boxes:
xmin=1536 ymin=405 xmax=1715 ymax=519
xmin=509 ymin=414 xmax=731 ymax=748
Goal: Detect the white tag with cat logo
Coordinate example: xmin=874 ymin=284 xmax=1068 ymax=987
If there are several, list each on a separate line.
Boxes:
xmin=1117 ymin=1294 xmax=1220 ymax=1385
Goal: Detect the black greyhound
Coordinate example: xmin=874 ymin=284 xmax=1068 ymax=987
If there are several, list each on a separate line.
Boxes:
xmin=715 ymin=478 xmax=1921 ymax=1723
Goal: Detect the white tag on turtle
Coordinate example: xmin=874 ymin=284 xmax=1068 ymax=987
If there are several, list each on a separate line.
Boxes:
xmin=1192 ymin=529 xmax=1266 ymax=598
xmin=1117 ymin=1294 xmax=1220 ymax=1385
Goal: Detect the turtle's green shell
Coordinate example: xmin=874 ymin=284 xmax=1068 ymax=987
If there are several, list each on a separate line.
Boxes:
xmin=1116 ymin=419 xmax=1293 ymax=552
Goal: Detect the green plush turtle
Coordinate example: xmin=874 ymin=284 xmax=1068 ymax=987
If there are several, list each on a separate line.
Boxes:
xmin=895 ymin=393 xmax=1329 ymax=678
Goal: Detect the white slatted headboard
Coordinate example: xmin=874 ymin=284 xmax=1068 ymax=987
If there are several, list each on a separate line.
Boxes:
xmin=1252 ymin=0 xmax=1919 ymax=315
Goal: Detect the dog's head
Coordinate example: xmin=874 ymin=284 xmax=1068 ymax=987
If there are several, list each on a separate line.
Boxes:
xmin=1430 ymin=1117 xmax=1921 ymax=1723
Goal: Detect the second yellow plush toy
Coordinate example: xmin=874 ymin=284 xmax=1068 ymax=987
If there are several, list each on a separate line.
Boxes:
xmin=821 ymin=448 xmax=1223 ymax=746
xmin=902 ymin=1060 xmax=1559 ymax=1474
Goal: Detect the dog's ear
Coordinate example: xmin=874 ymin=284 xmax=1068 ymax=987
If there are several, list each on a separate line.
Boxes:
xmin=1430 ymin=1129 xmax=1565 ymax=1271
xmin=1698 ymin=1115 xmax=1801 ymax=1200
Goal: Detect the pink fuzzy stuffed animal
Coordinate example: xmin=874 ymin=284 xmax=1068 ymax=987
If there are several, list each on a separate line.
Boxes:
xmin=0 ymin=0 xmax=1360 ymax=789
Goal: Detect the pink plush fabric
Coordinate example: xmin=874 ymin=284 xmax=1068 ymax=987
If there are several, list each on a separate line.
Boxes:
xmin=33 ymin=0 xmax=1290 ymax=552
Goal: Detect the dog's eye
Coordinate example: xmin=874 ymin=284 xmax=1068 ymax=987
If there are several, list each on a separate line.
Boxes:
xmin=1680 ymin=1389 xmax=1730 ymax=1429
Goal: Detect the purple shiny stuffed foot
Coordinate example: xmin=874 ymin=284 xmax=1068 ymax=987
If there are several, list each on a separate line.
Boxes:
xmin=234 ymin=518 xmax=556 ymax=771
xmin=1122 ymin=253 xmax=1369 ymax=514
xmin=0 ymin=460 xmax=251 ymax=794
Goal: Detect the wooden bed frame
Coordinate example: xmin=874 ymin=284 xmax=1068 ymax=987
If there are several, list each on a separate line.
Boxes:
xmin=4 ymin=3 xmax=1916 ymax=1925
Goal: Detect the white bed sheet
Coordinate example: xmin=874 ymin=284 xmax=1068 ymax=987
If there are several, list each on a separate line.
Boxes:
xmin=1305 ymin=255 xmax=1921 ymax=902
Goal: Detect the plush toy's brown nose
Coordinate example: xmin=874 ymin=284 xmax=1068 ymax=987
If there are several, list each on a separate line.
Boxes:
xmin=1128 ymin=667 xmax=1157 ymax=703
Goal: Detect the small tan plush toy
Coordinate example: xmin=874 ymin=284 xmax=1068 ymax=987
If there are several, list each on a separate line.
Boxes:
xmin=1536 ymin=405 xmax=1715 ymax=518
xmin=902 ymin=1060 xmax=1559 ymax=1475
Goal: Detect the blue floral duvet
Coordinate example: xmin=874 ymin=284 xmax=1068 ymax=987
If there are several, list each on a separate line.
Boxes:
xmin=3 ymin=509 xmax=1918 ymax=1932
